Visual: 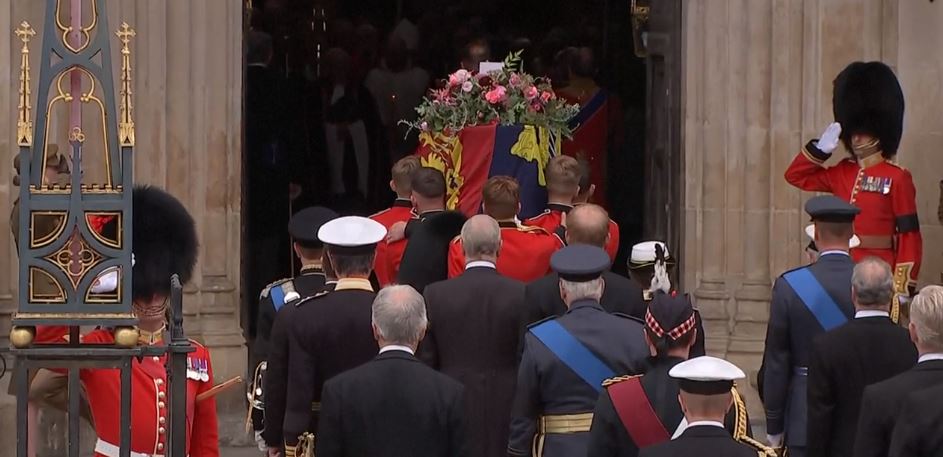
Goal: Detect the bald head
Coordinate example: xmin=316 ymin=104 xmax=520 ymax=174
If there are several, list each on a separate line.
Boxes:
xmin=852 ymin=257 xmax=894 ymax=311
xmin=461 ymin=215 xmax=501 ymax=262
xmin=566 ymin=204 xmax=610 ymax=248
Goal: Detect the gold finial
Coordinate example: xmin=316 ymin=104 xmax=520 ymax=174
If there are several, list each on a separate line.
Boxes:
xmin=116 ymin=22 xmax=136 ymax=147
xmin=15 ymin=21 xmax=35 ymax=147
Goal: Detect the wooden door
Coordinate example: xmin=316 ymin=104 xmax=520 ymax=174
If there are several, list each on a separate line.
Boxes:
xmin=640 ymin=0 xmax=684 ymax=285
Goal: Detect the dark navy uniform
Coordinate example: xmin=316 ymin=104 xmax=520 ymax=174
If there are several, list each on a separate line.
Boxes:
xmin=587 ymin=292 xmax=767 ymax=457
xmin=507 ymin=245 xmax=649 ymax=457
xmin=639 ymin=426 xmax=759 ymax=457
xmin=258 ymin=270 xmax=331 ymax=448
xmin=283 ymin=281 xmax=379 ymax=451
xmin=761 ymin=196 xmax=860 ymax=456
xmin=281 ymin=215 xmax=388 ymax=457
xmin=587 ymin=358 xmax=760 ymax=457
xmin=638 ymin=357 xmax=767 ymax=457
xmin=250 ymin=207 xmax=337 ymax=448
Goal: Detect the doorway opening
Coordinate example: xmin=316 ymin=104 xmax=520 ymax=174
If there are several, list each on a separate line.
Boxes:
xmin=239 ymin=0 xmax=683 ymax=344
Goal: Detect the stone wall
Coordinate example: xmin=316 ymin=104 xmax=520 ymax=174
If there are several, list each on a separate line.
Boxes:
xmin=682 ymin=0 xmax=943 ymax=415
xmin=0 ymin=0 xmax=247 ymax=454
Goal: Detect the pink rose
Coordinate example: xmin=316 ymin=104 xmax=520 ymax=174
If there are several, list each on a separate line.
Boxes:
xmin=509 ymin=73 xmax=523 ymax=87
xmin=540 ymin=91 xmax=554 ymax=102
xmin=420 ymin=121 xmax=429 ymax=131
xmin=449 ymin=69 xmax=471 ymax=86
xmin=530 ymin=100 xmax=543 ymax=112
xmin=462 ymin=81 xmax=474 ymax=93
xmin=484 ymin=86 xmax=507 ymax=104
xmin=524 ymin=86 xmax=539 ymax=100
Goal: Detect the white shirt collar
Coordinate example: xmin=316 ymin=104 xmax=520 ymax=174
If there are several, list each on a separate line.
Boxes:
xmin=685 ymin=421 xmax=725 ymax=429
xmin=379 ymin=344 xmax=415 ymax=355
xmin=855 ymin=310 xmax=890 ymax=319
xmin=466 ymin=260 xmax=496 ymax=270
xmin=819 ymin=250 xmax=850 ymax=257
xmin=918 ymin=353 xmax=943 ymax=364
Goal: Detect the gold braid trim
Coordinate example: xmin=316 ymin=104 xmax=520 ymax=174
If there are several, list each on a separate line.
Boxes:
xmin=601 ymin=374 xmax=640 ymax=388
xmin=732 ymin=386 xmax=777 ymax=456
xmin=891 ymin=262 xmax=915 ymax=324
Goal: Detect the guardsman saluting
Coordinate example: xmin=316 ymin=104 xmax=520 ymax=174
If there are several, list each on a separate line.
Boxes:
xmin=507 ymin=245 xmax=649 ymax=457
xmin=785 ymin=61 xmax=921 ymax=322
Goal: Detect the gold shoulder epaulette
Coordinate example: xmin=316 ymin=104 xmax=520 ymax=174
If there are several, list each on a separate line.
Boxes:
xmin=602 ymin=374 xmax=641 ymax=388
xmin=259 ymin=278 xmax=290 ymax=300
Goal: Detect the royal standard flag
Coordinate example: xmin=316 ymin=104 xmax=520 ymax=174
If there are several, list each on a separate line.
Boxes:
xmin=417 ymin=123 xmax=560 ymax=219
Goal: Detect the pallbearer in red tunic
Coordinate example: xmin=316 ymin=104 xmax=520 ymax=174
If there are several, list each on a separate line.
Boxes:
xmin=785 ymin=61 xmax=921 ymax=322
xmin=37 ymin=186 xmax=219 ymax=457
xmin=525 ymin=155 xmax=619 ymax=261
xmin=449 ymin=176 xmax=563 ymax=282
xmin=370 ymin=156 xmax=421 ymax=286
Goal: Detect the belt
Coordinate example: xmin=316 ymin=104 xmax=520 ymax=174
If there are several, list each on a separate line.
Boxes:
xmin=856 ymin=235 xmax=893 ymax=250
xmin=793 ymin=366 xmax=808 ymax=376
xmin=538 ymin=412 xmax=594 ymax=434
xmin=94 ymin=439 xmax=181 ymax=457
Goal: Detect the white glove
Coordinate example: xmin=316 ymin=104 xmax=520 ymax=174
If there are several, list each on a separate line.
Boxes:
xmin=767 ymin=433 xmax=784 ymax=448
xmin=254 ymin=430 xmax=267 ymax=453
xmin=814 ymin=122 xmax=842 ymax=154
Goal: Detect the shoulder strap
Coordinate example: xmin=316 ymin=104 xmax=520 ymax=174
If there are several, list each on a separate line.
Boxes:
xmin=271 ymin=281 xmax=300 ymax=312
xmin=607 ymin=377 xmax=670 ymax=448
xmin=529 ymin=320 xmax=615 ymax=392
xmin=782 ymin=268 xmax=848 ymax=331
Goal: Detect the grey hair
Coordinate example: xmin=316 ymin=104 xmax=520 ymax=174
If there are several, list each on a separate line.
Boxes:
xmin=911 ymin=285 xmax=943 ymax=351
xmin=560 ymin=277 xmax=604 ymax=303
xmin=852 ymin=257 xmax=894 ymax=308
xmin=461 ymin=215 xmax=501 ymax=259
xmin=371 ymin=285 xmax=428 ymax=345
xmin=330 ymin=251 xmax=376 ymax=278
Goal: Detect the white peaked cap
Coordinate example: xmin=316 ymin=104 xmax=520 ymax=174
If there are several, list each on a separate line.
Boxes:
xmin=630 ymin=241 xmax=670 ymax=265
xmin=669 ymin=356 xmax=746 ymax=382
xmin=318 ymin=216 xmax=387 ymax=248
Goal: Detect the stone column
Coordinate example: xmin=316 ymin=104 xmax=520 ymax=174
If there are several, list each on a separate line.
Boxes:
xmin=685 ymin=0 xmax=732 ymax=355
xmin=729 ymin=0 xmax=774 ymax=404
xmin=0 ymin=1 xmax=247 ymax=452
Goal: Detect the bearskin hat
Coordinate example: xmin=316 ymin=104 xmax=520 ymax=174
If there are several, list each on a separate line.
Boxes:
xmin=132 ymin=185 xmax=198 ymax=301
xmin=832 ymin=61 xmax=905 ymax=157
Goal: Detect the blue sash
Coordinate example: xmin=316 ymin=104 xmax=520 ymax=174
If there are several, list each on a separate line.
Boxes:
xmin=271 ymin=286 xmax=287 ymax=312
xmin=783 ymin=268 xmax=848 ymax=331
xmin=530 ymin=320 xmax=615 ymax=392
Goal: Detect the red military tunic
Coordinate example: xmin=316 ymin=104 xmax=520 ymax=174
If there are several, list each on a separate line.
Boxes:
xmin=447 ymin=221 xmax=564 ymax=282
xmin=785 ymin=142 xmax=922 ymax=292
xmin=369 ymin=199 xmax=414 ymax=287
xmin=523 ymin=203 xmax=620 ymax=261
xmin=42 ymin=328 xmax=220 ymax=457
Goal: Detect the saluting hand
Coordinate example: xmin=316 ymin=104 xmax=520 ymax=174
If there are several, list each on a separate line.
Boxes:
xmin=814 ymin=122 xmax=842 ymax=154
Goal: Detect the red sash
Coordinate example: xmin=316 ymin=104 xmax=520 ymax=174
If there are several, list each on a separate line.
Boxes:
xmin=608 ymin=376 xmax=670 ymax=448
